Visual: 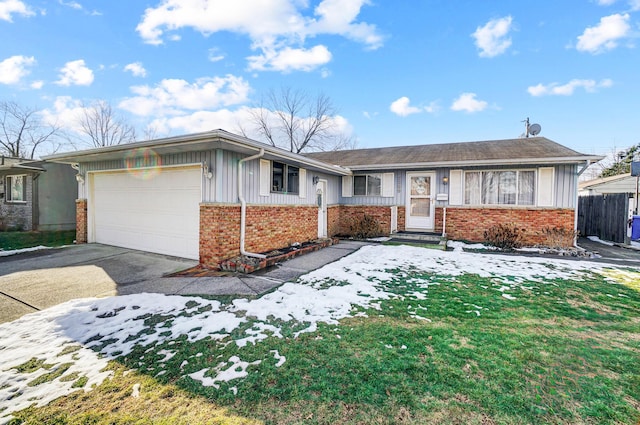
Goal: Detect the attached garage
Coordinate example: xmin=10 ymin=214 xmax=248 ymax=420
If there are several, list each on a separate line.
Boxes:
xmin=88 ymin=166 xmax=201 ymax=260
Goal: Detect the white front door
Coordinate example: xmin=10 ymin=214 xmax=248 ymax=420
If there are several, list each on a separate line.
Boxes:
xmin=317 ymin=180 xmax=327 ymax=238
xmin=406 ymin=172 xmax=435 ymax=230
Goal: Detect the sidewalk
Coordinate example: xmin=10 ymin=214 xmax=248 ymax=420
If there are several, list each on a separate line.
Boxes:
xmin=115 ymin=240 xmax=371 ymax=297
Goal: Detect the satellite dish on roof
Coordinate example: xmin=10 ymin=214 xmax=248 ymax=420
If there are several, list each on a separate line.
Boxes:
xmin=528 ymin=123 xmax=541 ymax=136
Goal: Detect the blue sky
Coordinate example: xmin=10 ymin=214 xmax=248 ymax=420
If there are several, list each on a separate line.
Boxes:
xmin=1 ymin=0 xmax=639 ymax=158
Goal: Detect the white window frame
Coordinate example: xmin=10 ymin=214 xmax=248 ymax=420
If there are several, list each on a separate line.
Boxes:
xmin=271 ymin=161 xmax=300 ymax=195
xmin=353 ymin=173 xmax=382 ymax=196
xmin=463 ymin=169 xmax=537 ymax=206
xmin=6 ymin=175 xmax=27 ymax=203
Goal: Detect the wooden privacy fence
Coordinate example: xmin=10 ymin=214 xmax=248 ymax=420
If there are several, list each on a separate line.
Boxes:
xmin=577 ymin=193 xmax=629 ymax=243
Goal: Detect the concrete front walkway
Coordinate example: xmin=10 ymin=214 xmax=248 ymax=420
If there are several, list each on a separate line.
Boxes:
xmin=0 ymin=241 xmax=369 ymax=324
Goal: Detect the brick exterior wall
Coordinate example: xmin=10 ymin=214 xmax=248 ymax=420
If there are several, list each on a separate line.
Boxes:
xmin=75 ymin=199 xmax=88 ymax=243
xmin=440 ymin=206 xmax=575 ymax=247
xmin=397 ymin=206 xmax=406 ymax=232
xmin=200 ymin=203 xmax=319 ymax=267
xmin=332 ymin=205 xmax=394 ymax=236
xmin=327 ymin=205 xmax=341 ymax=237
xmin=1 ymin=175 xmax=33 ymax=231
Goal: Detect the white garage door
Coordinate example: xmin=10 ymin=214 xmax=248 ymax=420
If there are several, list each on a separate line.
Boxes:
xmin=90 ymin=167 xmax=201 ymax=260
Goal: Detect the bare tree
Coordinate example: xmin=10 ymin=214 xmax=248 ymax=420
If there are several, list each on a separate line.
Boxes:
xmin=247 ymin=87 xmax=356 ymax=153
xmin=0 ymin=101 xmax=61 ymax=159
xmin=77 ymin=100 xmax=136 ymax=148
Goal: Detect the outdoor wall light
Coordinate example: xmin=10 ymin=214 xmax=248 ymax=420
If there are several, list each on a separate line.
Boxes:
xmin=203 ymin=162 xmax=213 ymax=179
xmin=75 ymin=173 xmax=85 ymax=184
xmin=442 ymin=176 xmax=449 ymax=185
xmin=312 ymin=175 xmax=320 ymax=185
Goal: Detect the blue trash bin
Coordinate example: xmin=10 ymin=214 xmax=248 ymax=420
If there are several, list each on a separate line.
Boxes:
xmin=633 ymin=216 xmax=640 ymax=240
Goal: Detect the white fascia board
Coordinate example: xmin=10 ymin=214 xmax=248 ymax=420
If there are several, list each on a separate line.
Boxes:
xmin=43 ymin=129 xmax=352 ymax=176
xmin=346 ymin=155 xmax=604 ymax=171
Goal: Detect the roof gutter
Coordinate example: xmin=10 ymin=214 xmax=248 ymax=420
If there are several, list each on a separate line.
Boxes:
xmin=343 ymin=155 xmax=605 ymax=171
xmin=43 ymin=129 xmax=351 ymax=176
xmin=238 ymin=148 xmax=266 ymax=260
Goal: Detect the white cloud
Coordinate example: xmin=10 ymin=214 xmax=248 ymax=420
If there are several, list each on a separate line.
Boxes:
xmin=148 ymin=106 xmax=352 ymax=141
xmin=450 ymin=93 xmax=488 ymax=113
xmin=527 ymin=78 xmax=613 ymax=96
xmin=390 ymin=97 xmax=422 ymax=117
xmin=55 ymin=59 xmax=94 ymax=86
xmin=124 ymin=62 xmax=147 ymax=77
xmin=148 ymin=107 xmax=255 ymax=135
xmin=576 ymin=13 xmax=630 ymax=53
xmin=136 ymin=0 xmax=382 ymax=72
xmin=0 ymin=55 xmax=35 ymax=85
xmin=59 ymin=0 xmax=81 ymax=9
xmin=596 ymin=0 xmax=640 ymax=9
xmin=472 ymin=16 xmax=513 ymax=58
xmin=389 ymin=97 xmax=440 ymax=117
xmin=30 ymin=80 xmax=44 ymax=89
xmin=0 ymin=0 xmax=34 ymax=21
xmin=308 ymin=0 xmax=384 ymax=49
xmin=247 ymin=45 xmax=332 ymax=72
xmin=119 ymin=75 xmax=250 ymax=117
xmin=208 ymin=47 xmax=225 ymax=62
xmin=40 ymin=96 xmax=87 ymax=134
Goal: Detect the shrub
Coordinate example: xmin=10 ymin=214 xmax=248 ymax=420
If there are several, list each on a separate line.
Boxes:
xmin=349 ymin=214 xmax=383 ymax=239
xmin=483 ymin=224 xmax=524 ymax=250
xmin=539 ymin=226 xmax=579 ymax=249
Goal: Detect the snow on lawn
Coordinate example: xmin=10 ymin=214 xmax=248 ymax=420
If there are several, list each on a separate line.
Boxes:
xmin=0 ymin=245 xmax=636 ymax=423
xmin=0 ymin=245 xmax=55 ymax=257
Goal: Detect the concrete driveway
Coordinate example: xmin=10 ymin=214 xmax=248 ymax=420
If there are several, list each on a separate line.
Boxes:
xmin=0 ymin=241 xmax=371 ymax=325
xmin=0 ymin=245 xmax=197 ymax=324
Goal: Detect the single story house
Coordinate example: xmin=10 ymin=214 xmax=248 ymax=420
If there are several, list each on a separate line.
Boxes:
xmin=43 ymin=130 xmax=601 ymax=266
xmin=0 ymin=157 xmax=77 ymax=231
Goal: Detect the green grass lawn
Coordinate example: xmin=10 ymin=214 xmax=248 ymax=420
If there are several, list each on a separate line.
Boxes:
xmin=0 ymin=230 xmax=76 ymax=250
xmin=6 ymin=251 xmax=640 ymax=424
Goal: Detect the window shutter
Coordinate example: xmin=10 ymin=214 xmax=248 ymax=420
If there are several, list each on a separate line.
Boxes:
xmin=342 ymin=175 xmax=353 ymax=198
xmin=299 ymin=168 xmax=307 ymax=198
xmin=259 ymin=159 xmax=270 ymax=197
xmin=449 ymin=170 xmax=463 ymax=205
xmin=537 ymin=167 xmax=555 ymax=207
xmin=382 ymin=173 xmax=395 ymax=197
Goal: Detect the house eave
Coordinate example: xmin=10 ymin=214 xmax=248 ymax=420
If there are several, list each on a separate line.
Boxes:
xmin=345 ymin=155 xmax=604 ymax=171
xmin=42 ymin=129 xmax=352 ymax=176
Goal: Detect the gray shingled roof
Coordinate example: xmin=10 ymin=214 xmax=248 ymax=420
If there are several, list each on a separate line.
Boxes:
xmin=305 ymin=137 xmax=601 ymax=170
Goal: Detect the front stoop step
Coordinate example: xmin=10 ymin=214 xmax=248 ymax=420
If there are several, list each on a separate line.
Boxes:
xmin=387 ymin=232 xmax=447 ymax=250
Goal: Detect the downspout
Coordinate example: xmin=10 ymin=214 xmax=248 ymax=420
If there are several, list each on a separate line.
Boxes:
xmin=238 ymin=148 xmax=266 ymax=259
xmin=574 ymin=160 xmax=593 ymax=247
xmin=442 ymin=206 xmax=447 ymax=238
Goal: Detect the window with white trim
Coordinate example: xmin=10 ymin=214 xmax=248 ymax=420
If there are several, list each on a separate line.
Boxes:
xmin=271 ymin=161 xmax=299 ymax=194
xmin=464 ymin=170 xmax=535 ymax=206
xmin=353 ymin=174 xmax=381 ymax=196
xmin=6 ymin=175 xmax=26 ymax=202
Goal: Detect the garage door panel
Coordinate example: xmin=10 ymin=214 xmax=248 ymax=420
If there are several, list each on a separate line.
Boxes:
xmin=91 ymin=168 xmax=201 ymax=260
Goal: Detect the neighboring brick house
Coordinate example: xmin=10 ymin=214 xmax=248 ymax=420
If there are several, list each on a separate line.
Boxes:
xmin=44 ymin=130 xmax=601 ymax=267
xmin=0 ymin=157 xmax=77 ymax=231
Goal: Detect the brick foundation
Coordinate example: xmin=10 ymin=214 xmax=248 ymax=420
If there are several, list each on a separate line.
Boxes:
xmin=200 ymin=203 xmax=319 ymax=267
xmin=328 ymin=205 xmax=341 ymax=237
xmin=332 ymin=205 xmax=395 ymax=236
xmin=440 ymin=207 xmax=575 ymax=247
xmin=75 ymin=199 xmax=87 ymax=244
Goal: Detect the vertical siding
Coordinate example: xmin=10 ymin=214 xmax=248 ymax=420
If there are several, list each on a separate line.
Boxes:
xmin=78 ymin=151 xmax=579 ymax=209
xmin=555 ymin=164 xmax=577 ymax=208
